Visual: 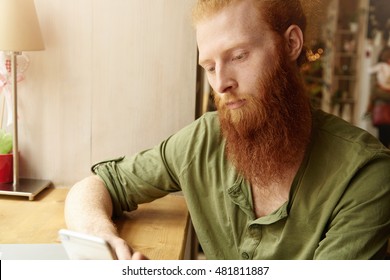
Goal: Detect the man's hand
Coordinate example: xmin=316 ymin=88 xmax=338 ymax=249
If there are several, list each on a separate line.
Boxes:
xmin=108 ymin=235 xmax=149 ymax=260
xmin=65 ymin=176 xmax=148 ymax=260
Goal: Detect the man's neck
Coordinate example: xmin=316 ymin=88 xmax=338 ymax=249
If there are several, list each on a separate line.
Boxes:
xmin=250 ymin=156 xmax=303 ymax=218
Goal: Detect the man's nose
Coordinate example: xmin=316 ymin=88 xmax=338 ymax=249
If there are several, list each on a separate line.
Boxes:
xmin=214 ymin=66 xmax=236 ymax=94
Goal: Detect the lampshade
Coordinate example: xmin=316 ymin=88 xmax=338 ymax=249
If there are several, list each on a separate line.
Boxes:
xmin=0 ymin=0 xmax=44 ymax=52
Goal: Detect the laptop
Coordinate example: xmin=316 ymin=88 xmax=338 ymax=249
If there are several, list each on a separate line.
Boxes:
xmin=1 ymin=229 xmax=115 ymax=260
xmin=0 ymin=243 xmax=69 ymax=260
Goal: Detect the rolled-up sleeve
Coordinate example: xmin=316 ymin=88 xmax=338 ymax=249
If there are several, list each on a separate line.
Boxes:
xmin=92 ymin=138 xmax=183 ymax=217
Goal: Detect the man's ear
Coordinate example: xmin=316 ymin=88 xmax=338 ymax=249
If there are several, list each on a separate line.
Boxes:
xmin=283 ymin=25 xmax=304 ymax=62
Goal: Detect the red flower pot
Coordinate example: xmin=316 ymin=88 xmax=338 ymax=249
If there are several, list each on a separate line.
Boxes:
xmin=0 ymin=153 xmax=13 ymax=183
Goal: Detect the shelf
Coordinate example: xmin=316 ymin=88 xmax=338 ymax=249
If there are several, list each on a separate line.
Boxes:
xmin=319 ymin=0 xmax=364 ymax=124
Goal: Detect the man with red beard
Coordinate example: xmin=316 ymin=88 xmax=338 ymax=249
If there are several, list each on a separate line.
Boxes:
xmin=64 ymin=0 xmax=390 ymax=260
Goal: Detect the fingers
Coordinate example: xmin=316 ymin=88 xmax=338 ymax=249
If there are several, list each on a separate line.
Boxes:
xmin=109 ymin=237 xmax=149 ymax=260
xmin=131 ymin=251 xmax=149 ymax=260
xmin=115 ymin=245 xmax=133 ymax=260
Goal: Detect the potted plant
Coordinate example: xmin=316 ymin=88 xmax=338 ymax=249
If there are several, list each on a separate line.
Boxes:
xmin=0 ymin=129 xmax=13 ymax=183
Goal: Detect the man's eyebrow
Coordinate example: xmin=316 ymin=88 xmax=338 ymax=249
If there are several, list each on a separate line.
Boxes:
xmin=198 ymin=41 xmax=254 ymax=66
xmin=198 ymin=58 xmax=212 ymax=66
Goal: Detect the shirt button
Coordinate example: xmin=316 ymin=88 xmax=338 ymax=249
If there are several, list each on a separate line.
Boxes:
xmin=241 ymin=252 xmax=249 ymax=259
xmin=229 ymin=189 xmax=241 ymax=197
xmin=249 ymin=224 xmax=261 ymax=233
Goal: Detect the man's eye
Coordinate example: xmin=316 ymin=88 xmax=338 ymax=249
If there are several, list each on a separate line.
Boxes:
xmin=206 ymin=66 xmax=215 ymax=73
xmin=233 ymin=53 xmax=246 ymax=61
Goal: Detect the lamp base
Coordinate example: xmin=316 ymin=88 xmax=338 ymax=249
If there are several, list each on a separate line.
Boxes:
xmin=0 ymin=178 xmax=51 ymax=200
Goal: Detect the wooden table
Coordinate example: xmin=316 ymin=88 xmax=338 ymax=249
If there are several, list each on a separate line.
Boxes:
xmin=0 ymin=187 xmax=191 ymax=260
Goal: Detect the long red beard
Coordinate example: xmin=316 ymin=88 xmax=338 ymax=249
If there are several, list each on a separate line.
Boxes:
xmin=215 ymin=48 xmax=312 ymax=186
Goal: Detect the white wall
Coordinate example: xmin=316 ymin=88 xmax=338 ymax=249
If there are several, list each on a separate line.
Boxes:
xmin=15 ymin=0 xmax=197 ymax=187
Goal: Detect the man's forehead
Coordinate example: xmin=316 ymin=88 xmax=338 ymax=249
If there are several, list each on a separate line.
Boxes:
xmin=196 ymin=2 xmax=270 ymax=63
xmin=195 ymin=0 xmax=263 ymax=30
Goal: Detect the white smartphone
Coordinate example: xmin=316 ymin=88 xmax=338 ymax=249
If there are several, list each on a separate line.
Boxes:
xmin=58 ymin=229 xmax=117 ymax=260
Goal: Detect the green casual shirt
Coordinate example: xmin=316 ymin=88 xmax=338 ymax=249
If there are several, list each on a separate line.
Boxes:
xmin=92 ymin=109 xmax=390 ymax=259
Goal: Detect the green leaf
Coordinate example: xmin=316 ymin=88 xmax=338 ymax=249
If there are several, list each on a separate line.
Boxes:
xmin=0 ymin=130 xmax=13 ymax=154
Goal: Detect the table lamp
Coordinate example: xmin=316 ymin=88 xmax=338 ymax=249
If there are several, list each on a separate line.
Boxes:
xmin=0 ymin=0 xmax=51 ymax=200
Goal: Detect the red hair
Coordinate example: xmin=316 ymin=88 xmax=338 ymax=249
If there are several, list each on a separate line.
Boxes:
xmin=192 ymin=0 xmax=308 ymax=66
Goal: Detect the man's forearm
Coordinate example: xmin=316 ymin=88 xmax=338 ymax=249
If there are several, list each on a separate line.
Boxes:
xmin=64 ymin=175 xmax=119 ymax=239
xmin=64 ymin=175 xmax=146 ymax=259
